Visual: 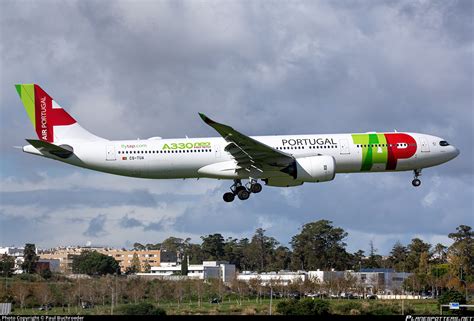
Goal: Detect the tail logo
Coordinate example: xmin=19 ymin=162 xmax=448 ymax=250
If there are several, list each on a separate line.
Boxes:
xmin=16 ymin=84 xmax=76 ymax=143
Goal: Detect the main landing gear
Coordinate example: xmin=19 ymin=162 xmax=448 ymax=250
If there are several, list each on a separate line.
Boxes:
xmin=412 ymin=169 xmax=422 ymax=187
xmin=223 ymin=179 xmax=262 ymax=202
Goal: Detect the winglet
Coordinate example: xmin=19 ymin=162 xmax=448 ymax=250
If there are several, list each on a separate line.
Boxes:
xmin=198 ymin=112 xmax=215 ymax=125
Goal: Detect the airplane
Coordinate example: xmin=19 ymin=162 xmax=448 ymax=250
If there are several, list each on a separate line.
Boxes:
xmin=15 ymin=84 xmax=460 ymax=202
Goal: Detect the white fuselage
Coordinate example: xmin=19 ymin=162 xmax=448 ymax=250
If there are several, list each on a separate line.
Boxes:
xmin=24 ymin=132 xmax=459 ymax=181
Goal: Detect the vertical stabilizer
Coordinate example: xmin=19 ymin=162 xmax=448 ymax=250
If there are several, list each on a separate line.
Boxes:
xmin=15 ymin=84 xmax=105 ymax=143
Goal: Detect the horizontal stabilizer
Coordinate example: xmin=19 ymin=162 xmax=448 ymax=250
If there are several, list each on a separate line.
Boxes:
xmin=26 ymin=139 xmax=74 ymax=158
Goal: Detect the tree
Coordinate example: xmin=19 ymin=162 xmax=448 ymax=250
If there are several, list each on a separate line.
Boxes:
xmin=431 ymin=264 xmax=449 ymax=297
xmin=201 ymin=234 xmax=225 ymax=260
xmin=238 ymin=238 xmax=251 ymax=271
xmin=438 ymin=289 xmax=467 ymax=305
xmin=187 ymin=244 xmax=205 ymax=264
xmin=181 ymin=255 xmax=188 ymax=276
xmin=389 ymin=241 xmax=408 ymax=272
xmin=270 ymin=246 xmax=292 ymax=271
xmin=432 ymin=243 xmax=447 ymax=264
xmin=143 ymin=261 xmax=151 ymax=273
xmin=350 ymin=250 xmax=365 ymax=271
xmin=22 ymin=243 xmax=39 ymax=274
xmin=245 ymin=228 xmax=279 ymax=272
xmin=127 ymin=278 xmax=146 ymax=303
xmin=173 ymin=281 xmax=185 ymax=309
xmin=412 ymin=251 xmax=431 ymax=293
xmin=405 ymin=238 xmax=431 ymax=272
xmin=223 ymin=237 xmax=243 ymax=268
xmin=144 ymin=243 xmax=161 ymax=250
xmin=132 ymin=243 xmax=145 ymax=251
xmin=11 ymin=282 xmax=30 ymax=310
xmin=126 ymin=253 xmax=141 ymax=274
xmin=72 ymin=251 xmax=120 ymax=275
xmin=161 ymin=237 xmax=190 ymax=253
xmin=291 ymin=220 xmax=350 ymax=271
xmin=151 ymin=280 xmax=165 ymax=305
xmin=365 ymin=241 xmax=382 ymax=269
xmin=193 ymin=279 xmax=205 ymax=307
xmin=34 ymin=282 xmax=53 ymax=306
xmin=161 ymin=237 xmax=190 ymax=263
xmin=448 ymin=225 xmax=473 ymax=277
xmin=0 ymin=254 xmax=15 ymax=277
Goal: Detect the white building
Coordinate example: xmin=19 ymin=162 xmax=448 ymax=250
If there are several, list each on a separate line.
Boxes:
xmin=308 ymin=270 xmax=346 ymax=283
xmin=349 ymin=269 xmax=411 ymax=294
xmin=0 ymin=247 xmax=26 ymax=274
xmin=137 ymin=261 xmax=236 ymax=283
xmin=237 ymin=271 xmax=307 ymax=285
xmin=0 ymin=246 xmax=25 ymax=257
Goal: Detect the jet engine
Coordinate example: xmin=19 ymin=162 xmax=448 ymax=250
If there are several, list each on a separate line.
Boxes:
xmin=281 ymin=155 xmax=336 ymax=183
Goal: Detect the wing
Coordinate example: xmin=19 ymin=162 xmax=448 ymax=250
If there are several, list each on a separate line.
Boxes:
xmin=199 ymin=113 xmax=294 ymax=175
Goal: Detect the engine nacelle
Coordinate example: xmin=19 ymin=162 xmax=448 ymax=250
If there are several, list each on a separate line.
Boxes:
xmin=291 ymin=155 xmax=336 ymax=182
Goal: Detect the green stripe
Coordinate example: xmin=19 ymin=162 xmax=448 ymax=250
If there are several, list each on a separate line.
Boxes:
xmin=372 ymin=134 xmax=388 ymax=164
xmin=15 ymin=84 xmax=36 ymax=128
xmin=360 ymin=134 xmax=378 ymax=171
xmin=352 ymin=133 xmax=389 ymax=171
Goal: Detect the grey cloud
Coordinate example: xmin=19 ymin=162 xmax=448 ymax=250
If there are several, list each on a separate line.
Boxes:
xmin=0 ymin=188 xmax=158 ymax=209
xmin=119 ymin=213 xmax=144 ymax=229
xmin=144 ymin=221 xmax=164 ymax=232
xmin=83 ymin=214 xmax=108 ymax=237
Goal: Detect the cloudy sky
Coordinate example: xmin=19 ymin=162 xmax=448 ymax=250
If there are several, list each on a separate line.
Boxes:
xmin=0 ymin=0 xmax=472 ymax=255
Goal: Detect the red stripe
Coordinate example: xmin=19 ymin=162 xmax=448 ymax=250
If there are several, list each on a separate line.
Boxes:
xmin=34 ymin=85 xmax=76 ymax=142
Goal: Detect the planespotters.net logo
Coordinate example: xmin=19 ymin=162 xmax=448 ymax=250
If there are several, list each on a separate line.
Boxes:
xmin=406 ymin=316 xmax=474 ymax=321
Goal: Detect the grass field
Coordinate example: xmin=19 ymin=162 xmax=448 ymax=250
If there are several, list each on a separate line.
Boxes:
xmin=11 ymin=298 xmax=454 ymax=315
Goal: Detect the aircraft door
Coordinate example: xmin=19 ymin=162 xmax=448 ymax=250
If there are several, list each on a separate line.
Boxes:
xmin=339 ymin=139 xmax=350 ymax=154
xmin=215 ymin=143 xmax=221 ymax=158
xmin=420 ymin=138 xmax=430 ymax=152
xmin=106 ymin=145 xmax=116 ymax=161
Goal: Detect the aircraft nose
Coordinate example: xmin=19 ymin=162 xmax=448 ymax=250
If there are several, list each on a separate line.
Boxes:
xmin=453 ymin=147 xmax=460 ymax=158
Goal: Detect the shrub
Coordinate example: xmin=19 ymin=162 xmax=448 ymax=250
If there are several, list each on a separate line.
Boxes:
xmin=438 ymin=290 xmax=467 ymax=305
xmin=335 ymin=301 xmax=362 ymax=314
xmin=116 ymin=302 xmax=166 ymax=315
xmin=364 ymin=302 xmax=405 ymax=315
xmin=276 ymin=298 xmax=330 ymax=315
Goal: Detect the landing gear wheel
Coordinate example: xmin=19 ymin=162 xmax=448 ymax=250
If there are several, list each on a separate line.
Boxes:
xmin=235 ymin=185 xmax=247 ymax=194
xmin=223 ymin=192 xmax=235 ymax=202
xmin=250 ymin=183 xmax=262 ymax=193
xmin=237 ymin=189 xmax=250 ymax=200
xmin=412 ymin=169 xmax=422 ymax=187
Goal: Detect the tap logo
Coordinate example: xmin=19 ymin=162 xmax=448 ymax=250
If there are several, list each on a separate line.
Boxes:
xmin=352 ymin=133 xmax=417 ymax=171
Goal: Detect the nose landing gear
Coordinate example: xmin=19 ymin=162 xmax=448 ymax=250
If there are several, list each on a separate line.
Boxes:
xmin=412 ymin=169 xmax=422 ymax=187
xmin=222 ymin=179 xmax=263 ymax=202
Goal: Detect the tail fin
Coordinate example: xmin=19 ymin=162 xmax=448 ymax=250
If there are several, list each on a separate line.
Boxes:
xmin=15 ymin=84 xmax=105 ymax=143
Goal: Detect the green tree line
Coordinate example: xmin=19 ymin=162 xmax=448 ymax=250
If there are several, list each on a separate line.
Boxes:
xmin=1 ymin=221 xmax=472 ymax=296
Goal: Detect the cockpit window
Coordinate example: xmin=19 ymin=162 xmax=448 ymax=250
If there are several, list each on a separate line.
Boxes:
xmin=439 ymin=141 xmax=450 ymax=146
